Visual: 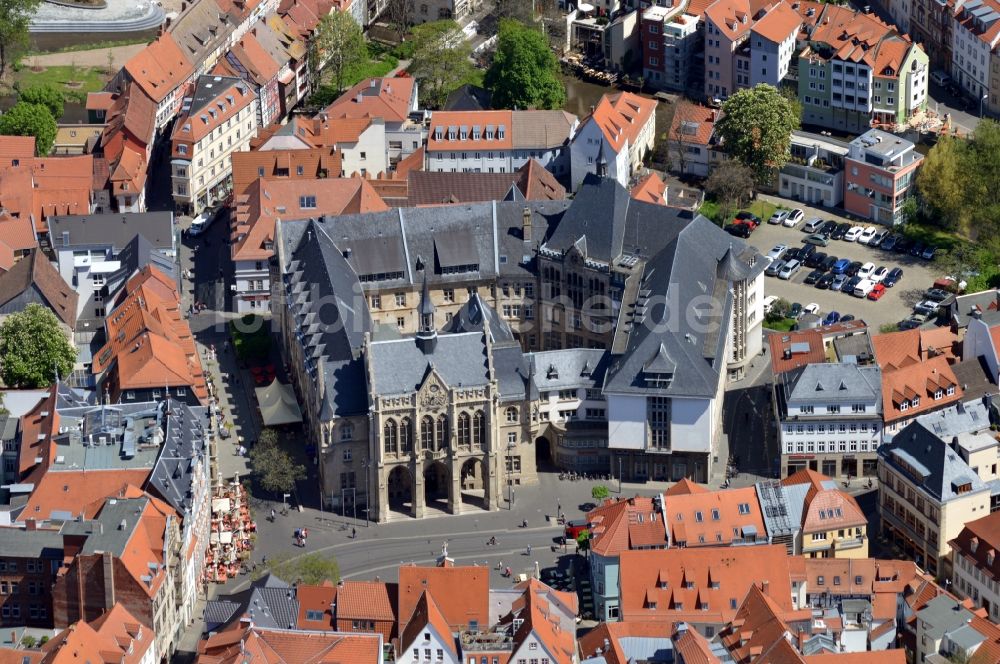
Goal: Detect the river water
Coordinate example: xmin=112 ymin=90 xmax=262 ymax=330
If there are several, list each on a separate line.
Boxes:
xmin=561 ymin=73 xmax=674 ymax=140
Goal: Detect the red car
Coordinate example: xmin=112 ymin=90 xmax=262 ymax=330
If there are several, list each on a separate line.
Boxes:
xmin=867 ymin=283 xmax=887 ymax=301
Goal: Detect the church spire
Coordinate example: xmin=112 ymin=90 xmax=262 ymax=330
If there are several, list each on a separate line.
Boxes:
xmin=416 ymin=274 xmax=437 ymax=354
xmin=596 ymin=137 xmax=608 ymax=178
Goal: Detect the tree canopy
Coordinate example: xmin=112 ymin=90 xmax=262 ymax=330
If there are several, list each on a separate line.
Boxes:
xmin=591 ymin=485 xmax=610 ymax=501
xmin=408 ymin=20 xmax=478 ymax=109
xmin=0 ymin=102 xmax=57 ymax=155
xmin=485 ymin=20 xmax=565 ymax=110
xmin=0 ymin=0 xmax=42 ymax=83
xmin=19 ymin=84 xmax=64 ymax=119
xmin=313 ymin=11 xmax=365 ymax=93
xmin=249 ymin=434 xmax=306 ymax=496
xmin=715 ymin=84 xmax=799 ymax=186
xmin=0 ymin=303 xmax=76 ymax=388
xmin=705 ymin=159 xmax=756 ymax=222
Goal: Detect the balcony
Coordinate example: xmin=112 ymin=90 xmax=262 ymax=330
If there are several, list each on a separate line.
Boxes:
xmin=833 ymin=535 xmax=867 ymax=551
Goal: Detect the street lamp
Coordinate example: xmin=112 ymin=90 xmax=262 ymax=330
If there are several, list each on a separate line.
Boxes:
xmin=507 ymin=442 xmax=516 ymax=509
xmin=981 ymin=92 xmax=990 ymax=118
xmin=618 ymin=457 xmax=623 ymax=493
xmin=362 ymin=457 xmax=371 ymax=527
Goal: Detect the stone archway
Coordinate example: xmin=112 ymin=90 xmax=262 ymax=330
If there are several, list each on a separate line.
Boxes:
xmin=387 ymin=465 xmax=413 ymax=515
xmin=424 ymin=461 xmax=450 ymax=511
xmin=460 ymin=458 xmax=486 ymax=509
xmin=535 ymin=436 xmax=552 ymax=469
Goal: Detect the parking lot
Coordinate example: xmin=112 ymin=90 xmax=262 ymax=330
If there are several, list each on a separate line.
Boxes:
xmin=745 ymin=202 xmax=945 ymax=329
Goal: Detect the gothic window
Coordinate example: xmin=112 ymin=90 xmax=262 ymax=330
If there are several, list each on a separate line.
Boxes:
xmin=458 ymin=412 xmax=471 ymax=447
xmin=473 ymin=411 xmax=486 ymax=449
xmin=421 ymin=416 xmax=434 ymax=450
xmin=383 ymin=419 xmax=397 ymax=454
xmin=436 ymin=414 xmax=449 ymax=449
xmin=506 ymin=407 xmax=518 ymax=423
xmin=400 ymin=417 xmax=413 ymax=453
xmin=648 ymin=397 xmax=671 ymax=450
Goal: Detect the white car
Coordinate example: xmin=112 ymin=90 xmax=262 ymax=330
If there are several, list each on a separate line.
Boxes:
xmin=767 ymin=244 xmax=789 ymax=261
xmin=853 ymin=278 xmax=876 ymax=298
xmin=778 ymin=259 xmax=801 ymax=279
xmin=857 ymin=262 xmax=876 ymax=280
xmin=844 ymin=226 xmax=863 ymax=242
xmin=803 ymin=303 xmax=821 ymax=315
xmin=871 ymin=266 xmax=889 ymax=283
xmin=783 ymin=209 xmax=805 ymax=227
xmin=187 ymin=208 xmax=218 ymax=237
xmin=769 ymin=210 xmax=789 ymax=225
xmin=858 ymin=226 xmax=878 ymax=245
xmin=763 ymin=295 xmax=780 ymax=315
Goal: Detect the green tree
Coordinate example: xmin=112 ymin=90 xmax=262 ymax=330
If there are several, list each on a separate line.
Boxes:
xmin=575 ymin=529 xmax=590 ymax=551
xmin=879 ymin=323 xmax=900 ymax=334
xmin=0 ymin=0 xmax=42 ymax=83
xmin=705 ymin=159 xmax=756 ymax=221
xmin=916 ymin=133 xmax=969 ymax=232
xmin=262 ymin=553 xmax=340 ymax=585
xmin=408 ymin=20 xmax=477 ymax=109
xmin=0 ymin=102 xmax=57 ymax=155
xmin=19 ymin=84 xmax=64 ymax=119
xmin=313 ymin=11 xmax=365 ymax=94
xmin=716 ymin=84 xmax=799 ymax=186
xmin=0 ymin=303 xmax=76 ymax=388
xmin=591 ymin=485 xmax=610 ymax=501
xmin=485 ymin=20 xmax=565 ymax=110
xmin=249 ymin=435 xmax=306 ymax=496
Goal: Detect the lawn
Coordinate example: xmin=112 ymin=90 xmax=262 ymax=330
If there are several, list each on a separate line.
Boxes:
xmin=698 ymin=198 xmax=780 ymax=226
xmin=341 ymin=44 xmax=399 ymax=90
xmin=900 ymin=222 xmax=966 ymax=252
xmin=764 ymin=317 xmax=797 ymax=332
xmin=15 ymin=65 xmax=109 ymax=103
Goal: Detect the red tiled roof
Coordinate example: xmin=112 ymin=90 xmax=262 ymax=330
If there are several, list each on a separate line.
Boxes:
xmin=669 ymin=101 xmax=718 ymax=147
xmin=20 ymin=469 xmax=152 ymax=521
xmin=336 ymin=581 xmax=396 ymax=621
xmin=769 ymin=329 xmax=826 ymax=375
xmin=198 ymin=625 xmax=383 ymax=664
xmin=399 ymin=591 xmax=457 ymax=656
xmin=397 ymin=564 xmax=489 ymax=634
xmin=950 ymin=510 xmax=1000 ymax=586
xmin=751 ymin=1 xmax=801 ymax=43
xmin=0 ymin=136 xmax=35 ymax=162
xmin=230 ymin=147 xmax=344 ymax=199
xmin=324 ymin=77 xmax=416 ymax=123
xmin=296 ymin=582 xmax=336 ymax=629
xmin=587 ymin=92 xmax=657 ymax=152
xmin=665 ymin=486 xmax=765 ymax=548
xmin=172 ymin=80 xmax=255 ymax=151
xmin=631 ymin=172 xmax=669 ymax=205
xmin=427 ymin=111 xmax=514 ymax=151
xmin=586 ymin=495 xmax=666 ymax=557
xmin=123 ymin=33 xmax=195 ymax=104
xmin=879 ymin=355 xmax=962 ymax=424
xmin=579 ymin=621 xmax=675 ymax=664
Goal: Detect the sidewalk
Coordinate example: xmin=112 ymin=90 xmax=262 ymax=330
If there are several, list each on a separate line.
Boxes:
xmin=27 ymin=43 xmax=146 ymax=68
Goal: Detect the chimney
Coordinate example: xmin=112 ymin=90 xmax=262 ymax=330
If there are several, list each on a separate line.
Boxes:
xmin=25 ymin=518 xmax=37 ymax=531
xmin=761 ymin=580 xmax=770 ymax=596
xmin=710 ymin=110 xmax=718 ymax=122
xmin=522 ymin=207 xmax=532 ymax=243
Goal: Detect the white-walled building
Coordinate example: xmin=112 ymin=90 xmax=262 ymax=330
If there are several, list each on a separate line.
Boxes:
xmin=569 ymin=92 xmax=656 ymax=191
xmin=775 ymin=363 xmax=883 ymax=479
xmin=170 ymin=75 xmax=259 ymax=215
xmin=748 ymin=3 xmax=801 ymax=87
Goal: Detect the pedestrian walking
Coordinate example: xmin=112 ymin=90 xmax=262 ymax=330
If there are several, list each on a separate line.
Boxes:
xmin=526 ymin=544 xmax=531 ymax=556
xmin=352 ymin=527 xmax=356 ymax=539
xmin=270 ymin=508 xmax=275 ymax=522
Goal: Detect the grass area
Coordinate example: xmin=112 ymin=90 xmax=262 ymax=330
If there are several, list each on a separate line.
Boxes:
xmin=698 ymin=198 xmax=780 ymax=226
xmin=14 ymin=65 xmax=109 ymax=103
xmin=27 ymin=37 xmax=148 ymax=56
xmin=764 ymin=318 xmax=797 ymax=332
xmin=342 ymin=44 xmax=398 ymax=90
xmin=900 ymin=222 xmax=966 ymax=252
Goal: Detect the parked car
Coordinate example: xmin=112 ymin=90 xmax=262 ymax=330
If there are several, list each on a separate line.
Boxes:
xmin=840 ymin=314 xmax=856 ymax=323
xmin=799 ymin=243 xmax=818 ymax=260
xmin=767 ymin=244 xmax=789 ymax=261
xmin=821 ymin=255 xmax=839 ymax=271
xmin=922 ymin=245 xmax=938 ymax=260
xmin=805 ymin=251 xmax=827 ymax=269
xmin=898 ymin=317 xmax=923 ymax=330
xmin=803 ymin=217 xmax=825 ymax=233
xmin=816 ymin=273 xmax=836 ymax=289
xmin=765 ymin=259 xmax=786 ymax=277
xmin=925 ymin=288 xmax=951 ymax=302
xmin=789 ymin=302 xmax=803 ymax=318
xmin=914 ymin=300 xmax=941 ymax=316
xmin=784 ymin=209 xmax=805 ymax=227
xmin=727 ymin=223 xmax=752 ymax=238
xmin=804 ymin=233 xmax=830 ymax=247
xmin=867 ymin=283 xmax=887 ymax=300
xmin=857 ymin=262 xmax=876 ymax=280
xmin=844 ymin=226 xmax=863 ymax=242
xmin=187 ymin=207 xmax=219 ymax=237
xmin=832 ymin=222 xmax=852 ymax=240
xmin=831 ymin=258 xmax=851 ymax=274
xmin=768 ymin=210 xmax=789 ymax=225
xmin=845 ymin=261 xmax=864 ymax=277
xmin=820 ymin=220 xmax=839 ymax=236
xmin=763 ymin=295 xmax=781 ymax=314
xmin=910 ymin=241 xmax=925 ymax=257
xmin=894 ymin=237 xmax=913 ymax=254
xmin=778 ymin=259 xmax=802 ymax=279
xmin=831 ymin=273 xmax=848 ymax=291
xmin=883 ymin=267 xmax=903 ymax=287
xmin=803 ymin=303 xmax=821 ymax=315
xmin=823 ymin=311 xmax=842 ymax=325
xmin=871 ymin=229 xmax=889 ymax=246
xmin=736 ymin=211 xmax=762 ymax=227
xmin=853 ymin=278 xmax=876 ymax=298
xmin=843 ymin=275 xmax=863 ymax=292
xmin=880 ymin=234 xmax=900 ymax=251
xmin=858 ymin=226 xmax=878 ymax=245
xmin=871 ymin=266 xmax=889 ymax=283
xmin=804 ymin=269 xmax=824 ymax=284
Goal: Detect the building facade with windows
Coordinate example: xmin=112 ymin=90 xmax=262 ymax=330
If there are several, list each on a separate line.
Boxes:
xmin=0 ymin=529 xmax=63 ymax=627
xmin=775 ymin=363 xmax=883 ymax=480
xmin=949 ymin=510 xmax=1000 ymax=622
xmin=170 ymin=75 xmax=259 ymax=215
xmin=779 ymin=130 xmax=849 ymax=206
xmin=641 ymin=5 xmax=702 ymax=92
xmin=843 ymin=129 xmax=924 ymax=225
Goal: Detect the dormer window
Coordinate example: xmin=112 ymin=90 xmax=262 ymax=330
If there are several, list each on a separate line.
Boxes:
xmin=947 ymin=385 xmax=956 ymax=395
xmin=448 ymin=128 xmax=456 ymax=140
xmin=912 ymin=396 xmax=920 ymax=407
xmin=498 ymin=125 xmax=506 ymax=139
xmin=460 ymin=128 xmax=468 ymax=140
xmin=900 ymin=401 xmax=909 ymax=412
xmin=988 ymin=550 xmax=995 ymax=566
xmin=473 ymin=127 xmax=481 ymax=140
xmin=972 ymin=538 xmax=979 ymax=553
xmin=934 ymin=389 xmax=943 ymax=400
xmin=434 ymin=128 xmax=443 ymax=140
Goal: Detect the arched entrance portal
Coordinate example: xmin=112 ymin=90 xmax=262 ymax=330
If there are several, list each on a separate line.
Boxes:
xmin=387 ymin=466 xmax=413 ymax=515
xmin=460 ymin=458 xmax=486 ymax=509
xmin=535 ymin=436 xmax=552 ymax=469
xmin=424 ymin=461 xmax=450 ymax=511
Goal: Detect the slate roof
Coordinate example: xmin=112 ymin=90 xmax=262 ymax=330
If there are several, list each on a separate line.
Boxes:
xmin=782 ymin=363 xmax=882 ymax=404
xmin=1 ymin=528 xmax=64 ymax=558
xmin=406 ymin=161 xmax=566 ymax=206
xmin=0 ymin=249 xmax=78 ymax=329
xmin=369 ymin=333 xmax=490 ymax=396
xmin=48 ymin=212 xmax=174 ymax=251
xmin=528 ymin=349 xmax=609 ymax=392
xmin=246 ymin=576 xmax=300 ymax=630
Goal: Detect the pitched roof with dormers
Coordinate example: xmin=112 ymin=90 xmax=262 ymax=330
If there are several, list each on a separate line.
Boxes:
xmin=197 ymin=625 xmax=383 ymax=664
xmin=324 ymin=77 xmax=417 ymax=123
xmin=171 ymin=76 xmax=255 ymax=155
xmin=510 ymin=578 xmax=577 ymax=663
xmin=20 ymin=470 xmax=152 ymax=521
xmin=123 ymin=33 xmax=195 ymax=104
xmin=230 ymin=146 xmax=344 ymax=197
xmin=0 ymin=136 xmax=36 ymax=162
xmin=397 ymin=563 xmax=490 ymax=633
xmin=296 ymin=582 xmax=337 ymax=629
xmin=428 ymin=111 xmax=514 ymax=151
xmin=703 ymin=0 xmax=775 ymax=41
xmin=578 ymin=621 xmax=676 ymax=664
xmin=399 ymin=591 xmax=457 ymax=657
xmin=336 ymin=581 xmax=397 ymax=622
xmin=751 ymin=1 xmax=802 ymax=43
xmin=585 ymin=92 xmax=657 ymax=153
xmin=586 ymin=495 xmax=668 ymax=557
xmin=665 ymin=485 xmax=766 ymax=548
xmin=43 ymin=601 xmax=153 ymax=664
xmin=618 ymin=545 xmax=794 ymax=623
xmin=631 ymin=172 xmax=669 ymax=205
xmin=718 ymin=583 xmax=793 ymax=664
xmin=669 ymin=101 xmax=719 ymax=148
xmin=950 ymin=509 xmax=1000 ymax=585
xmin=878 ymin=355 xmax=962 ymax=424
